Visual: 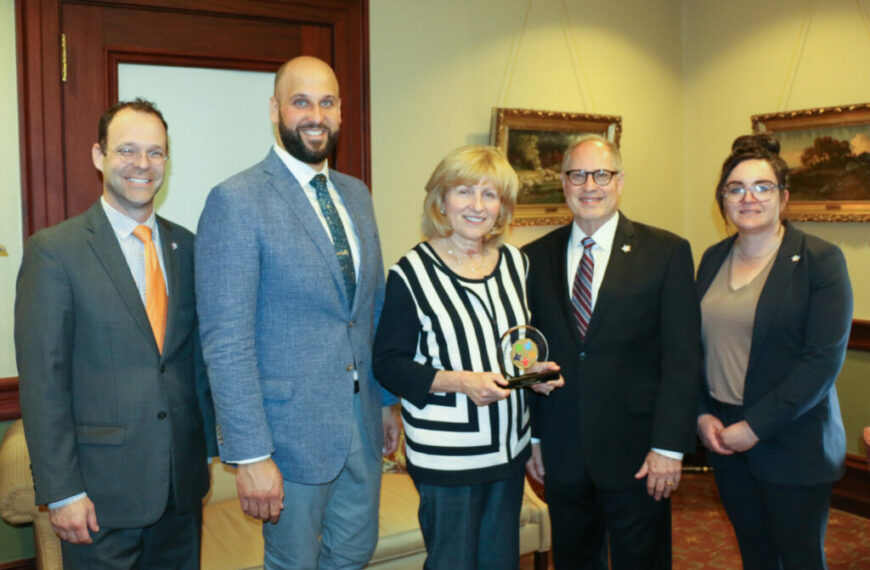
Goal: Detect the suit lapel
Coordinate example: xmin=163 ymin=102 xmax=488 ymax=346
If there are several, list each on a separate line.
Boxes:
xmin=157 ymin=217 xmax=180 ymax=356
xmin=84 ymin=203 xmax=154 ymax=346
xmin=582 ymin=213 xmax=636 ymax=342
xmin=747 ymin=222 xmax=803 ymax=371
xmin=262 ymin=150 xmax=352 ymax=311
xmin=697 ymin=235 xmax=737 ymax=299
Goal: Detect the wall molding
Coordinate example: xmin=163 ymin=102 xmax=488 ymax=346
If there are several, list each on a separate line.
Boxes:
xmin=832 ymin=453 xmax=870 ymax=519
xmin=0 ymin=558 xmax=34 ymax=570
xmin=848 ymin=319 xmax=870 ymax=351
xmin=0 ymin=320 xmax=868 ymax=423
xmin=0 ymin=378 xmax=20 ymax=421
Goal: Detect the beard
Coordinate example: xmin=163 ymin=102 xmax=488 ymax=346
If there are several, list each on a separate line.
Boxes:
xmin=278 ymin=118 xmax=339 ymax=165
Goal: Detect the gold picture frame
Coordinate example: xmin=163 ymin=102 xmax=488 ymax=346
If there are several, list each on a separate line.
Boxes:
xmin=752 ymin=103 xmax=870 ymax=222
xmin=491 ymin=107 xmax=622 ymax=226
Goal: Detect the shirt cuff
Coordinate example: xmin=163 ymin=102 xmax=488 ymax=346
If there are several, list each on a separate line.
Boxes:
xmin=651 ymin=448 xmax=683 ymax=460
xmin=531 ymin=437 xmax=541 ymax=444
xmin=48 ymin=492 xmax=87 ymax=510
xmin=234 ymin=455 xmax=272 ymax=465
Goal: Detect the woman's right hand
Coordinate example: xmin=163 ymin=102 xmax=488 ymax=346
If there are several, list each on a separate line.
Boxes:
xmin=459 ymin=371 xmax=511 ymax=406
xmin=697 ymin=413 xmax=733 ymax=455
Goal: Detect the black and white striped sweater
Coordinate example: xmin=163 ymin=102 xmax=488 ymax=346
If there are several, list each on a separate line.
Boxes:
xmin=373 ymin=242 xmax=532 ymax=486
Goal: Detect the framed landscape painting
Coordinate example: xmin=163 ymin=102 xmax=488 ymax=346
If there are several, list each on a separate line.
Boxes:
xmin=491 ymin=107 xmax=622 ymax=226
xmin=752 ymin=103 xmax=870 ymax=222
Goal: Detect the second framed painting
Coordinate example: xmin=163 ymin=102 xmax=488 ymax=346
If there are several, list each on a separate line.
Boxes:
xmin=752 ymin=102 xmax=870 ymax=222
xmin=491 ymin=107 xmax=622 ymax=226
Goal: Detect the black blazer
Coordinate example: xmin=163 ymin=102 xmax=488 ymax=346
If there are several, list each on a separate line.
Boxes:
xmin=697 ymin=221 xmax=851 ymax=485
xmin=15 ymin=202 xmax=217 ymax=528
xmin=523 ymin=213 xmax=701 ymax=490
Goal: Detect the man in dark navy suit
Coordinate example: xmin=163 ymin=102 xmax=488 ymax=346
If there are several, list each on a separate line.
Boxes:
xmin=523 ymin=135 xmax=701 ymax=569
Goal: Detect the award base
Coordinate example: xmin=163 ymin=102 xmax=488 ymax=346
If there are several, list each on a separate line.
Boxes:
xmin=506 ymin=369 xmax=560 ymax=390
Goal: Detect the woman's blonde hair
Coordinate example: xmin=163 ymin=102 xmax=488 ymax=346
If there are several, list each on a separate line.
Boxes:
xmin=421 ymin=145 xmax=519 ymax=247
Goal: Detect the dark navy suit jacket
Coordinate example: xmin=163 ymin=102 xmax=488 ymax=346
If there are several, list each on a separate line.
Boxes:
xmin=697 ymin=221 xmax=852 ymax=485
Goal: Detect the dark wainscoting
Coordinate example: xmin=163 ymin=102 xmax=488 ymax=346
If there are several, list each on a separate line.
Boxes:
xmin=832 ymin=453 xmax=870 ymax=519
xmin=0 ymin=559 xmax=35 ymax=570
xmin=0 ymin=378 xmax=20 ymax=421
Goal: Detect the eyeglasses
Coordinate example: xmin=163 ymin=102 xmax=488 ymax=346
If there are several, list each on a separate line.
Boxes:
xmin=721 ymin=183 xmax=781 ymax=204
xmin=108 ymin=147 xmax=168 ymax=165
xmin=564 ymin=169 xmax=620 ymax=186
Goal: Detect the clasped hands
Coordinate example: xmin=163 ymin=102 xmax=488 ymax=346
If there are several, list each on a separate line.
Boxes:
xmin=697 ymin=414 xmax=759 ymax=455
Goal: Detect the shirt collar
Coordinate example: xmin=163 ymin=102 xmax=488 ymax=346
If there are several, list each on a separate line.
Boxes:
xmin=273 ymin=143 xmax=331 ymax=188
xmin=569 ymin=211 xmax=620 ymax=253
xmin=100 ymin=196 xmax=157 ymax=240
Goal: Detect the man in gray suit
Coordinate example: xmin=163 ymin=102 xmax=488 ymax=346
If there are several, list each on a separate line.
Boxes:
xmin=15 ymin=99 xmax=216 ymax=569
xmin=196 ymin=56 xmax=398 ymax=568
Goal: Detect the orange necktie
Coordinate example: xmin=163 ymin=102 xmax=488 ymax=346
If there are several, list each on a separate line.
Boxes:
xmin=132 ymin=225 xmax=167 ymax=353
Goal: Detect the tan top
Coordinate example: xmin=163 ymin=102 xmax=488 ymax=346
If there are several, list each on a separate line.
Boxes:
xmin=701 ymin=248 xmax=777 ymax=405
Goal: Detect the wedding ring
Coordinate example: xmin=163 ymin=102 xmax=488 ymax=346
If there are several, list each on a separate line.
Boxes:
xmin=666 ymin=481 xmax=674 ymax=486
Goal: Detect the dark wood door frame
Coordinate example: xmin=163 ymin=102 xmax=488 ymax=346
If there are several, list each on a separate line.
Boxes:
xmin=16 ymin=0 xmax=371 ymax=237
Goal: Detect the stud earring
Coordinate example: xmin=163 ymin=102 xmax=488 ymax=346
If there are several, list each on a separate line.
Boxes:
xmin=440 ymin=207 xmax=446 ymax=215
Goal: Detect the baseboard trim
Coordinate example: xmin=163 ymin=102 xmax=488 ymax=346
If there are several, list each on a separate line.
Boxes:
xmin=832 ymin=453 xmax=870 ymax=518
xmin=0 ymin=558 xmax=36 ymax=570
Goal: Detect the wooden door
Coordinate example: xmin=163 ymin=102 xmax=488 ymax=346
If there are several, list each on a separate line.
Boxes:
xmin=5 ymin=0 xmax=369 ymax=419
xmin=17 ymin=0 xmax=370 ymax=235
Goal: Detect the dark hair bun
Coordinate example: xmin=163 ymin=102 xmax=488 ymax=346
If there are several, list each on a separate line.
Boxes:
xmin=731 ymin=133 xmax=780 ymax=156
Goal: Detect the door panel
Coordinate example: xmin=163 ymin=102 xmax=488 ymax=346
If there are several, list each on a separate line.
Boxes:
xmin=118 ymin=63 xmax=275 ymax=232
xmin=17 ymin=0 xmax=369 ymax=234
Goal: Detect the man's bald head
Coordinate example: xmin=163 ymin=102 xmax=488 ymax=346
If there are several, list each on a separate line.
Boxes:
xmin=270 ymin=56 xmax=342 ymax=169
xmin=274 ymin=56 xmax=339 ymax=99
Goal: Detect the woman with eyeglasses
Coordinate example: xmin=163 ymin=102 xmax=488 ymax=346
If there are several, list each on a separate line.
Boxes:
xmin=696 ymin=134 xmax=852 ymax=569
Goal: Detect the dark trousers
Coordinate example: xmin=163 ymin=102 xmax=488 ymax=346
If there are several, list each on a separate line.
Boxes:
xmin=415 ymin=468 xmax=525 ymax=570
xmin=546 ymin=471 xmax=671 ymax=570
xmin=61 ymin=488 xmax=201 ymax=570
xmin=710 ymin=400 xmax=833 ymax=570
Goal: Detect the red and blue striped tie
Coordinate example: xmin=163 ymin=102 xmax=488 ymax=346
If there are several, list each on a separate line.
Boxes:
xmin=571 ymin=237 xmax=595 ymax=338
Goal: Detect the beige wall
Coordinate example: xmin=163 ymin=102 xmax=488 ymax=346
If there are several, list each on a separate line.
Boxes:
xmin=0 ymin=0 xmax=869 ymax=562
xmin=683 ymin=0 xmax=870 ymax=455
xmin=683 ymin=0 xmax=870 ymax=317
xmin=0 ymin=0 xmax=22 ymax=378
xmin=370 ymin=0 xmax=685 ymax=264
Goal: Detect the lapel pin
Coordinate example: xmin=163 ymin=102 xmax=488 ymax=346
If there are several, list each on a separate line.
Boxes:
xmin=621 ymin=244 xmax=631 ymax=253
xmin=791 ymin=254 xmax=800 ymax=262
xmin=171 ymin=242 xmax=178 ymax=250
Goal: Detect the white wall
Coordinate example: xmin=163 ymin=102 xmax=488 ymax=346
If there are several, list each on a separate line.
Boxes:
xmin=0 ymin=0 xmax=22 ymax=377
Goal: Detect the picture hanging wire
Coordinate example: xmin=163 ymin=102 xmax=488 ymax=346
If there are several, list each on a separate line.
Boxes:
xmin=496 ymin=0 xmax=595 ymax=112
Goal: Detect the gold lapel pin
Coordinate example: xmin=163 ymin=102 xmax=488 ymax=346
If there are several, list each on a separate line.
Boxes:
xmin=791 ymin=254 xmax=800 ymax=262
xmin=621 ymin=244 xmax=631 ymax=253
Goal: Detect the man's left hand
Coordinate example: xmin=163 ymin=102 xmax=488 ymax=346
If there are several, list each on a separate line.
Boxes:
xmin=382 ymin=405 xmax=401 ymax=456
xmin=527 ymin=362 xmax=565 ymax=395
xmin=719 ymin=420 xmax=759 ymax=453
xmin=634 ymin=450 xmax=681 ymax=501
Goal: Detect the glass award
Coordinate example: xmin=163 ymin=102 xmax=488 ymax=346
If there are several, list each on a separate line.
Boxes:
xmin=498 ymin=325 xmax=560 ymax=389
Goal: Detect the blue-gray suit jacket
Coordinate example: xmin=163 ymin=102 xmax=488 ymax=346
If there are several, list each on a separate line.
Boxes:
xmin=195 ymin=149 xmax=386 ymax=484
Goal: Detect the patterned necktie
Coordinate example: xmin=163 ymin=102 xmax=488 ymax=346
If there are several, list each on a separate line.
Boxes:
xmin=311 ymin=174 xmax=356 ymax=305
xmin=132 ymin=225 xmax=167 ymax=353
xmin=571 ymin=237 xmax=595 ymax=339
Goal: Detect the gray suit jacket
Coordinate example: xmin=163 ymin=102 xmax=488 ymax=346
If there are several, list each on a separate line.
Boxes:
xmin=14 ymin=201 xmax=215 ymax=528
xmin=195 ymin=149 xmax=385 ymax=484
